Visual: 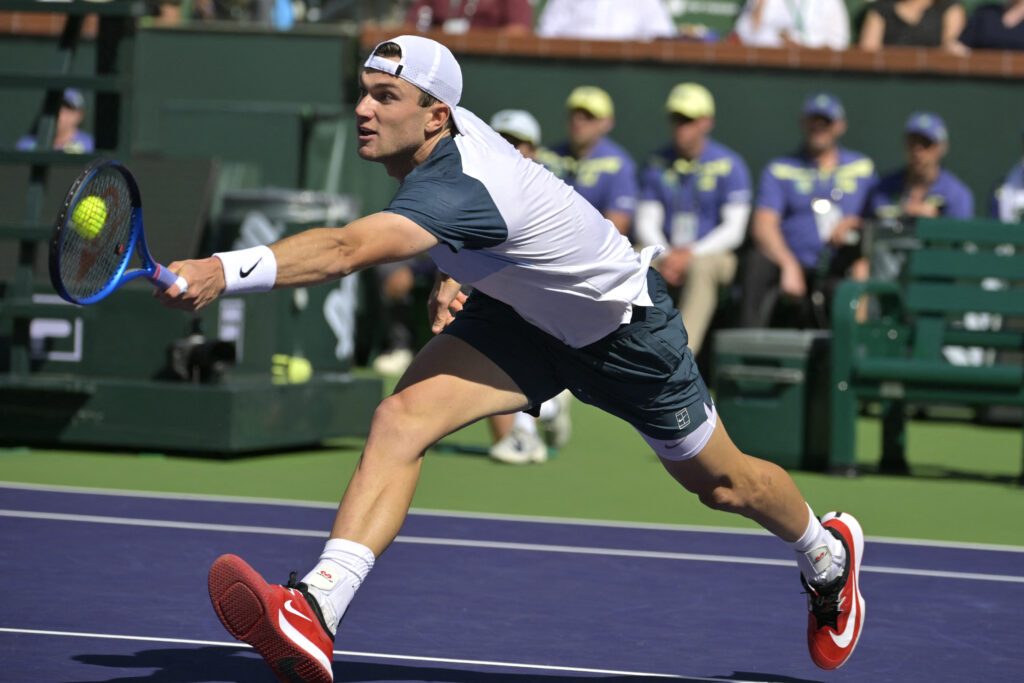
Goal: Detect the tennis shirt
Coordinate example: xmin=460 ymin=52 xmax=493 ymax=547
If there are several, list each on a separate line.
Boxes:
xmin=868 ymin=167 xmax=975 ymax=220
xmin=756 ymin=149 xmax=876 ymax=268
xmin=535 ymin=137 xmax=638 ymax=219
xmin=638 ymin=138 xmax=752 ymax=247
xmin=385 ymin=107 xmax=658 ymax=349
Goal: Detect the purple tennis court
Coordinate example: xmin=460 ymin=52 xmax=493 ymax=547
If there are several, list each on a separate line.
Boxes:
xmin=1 ymin=482 xmax=1021 ymax=682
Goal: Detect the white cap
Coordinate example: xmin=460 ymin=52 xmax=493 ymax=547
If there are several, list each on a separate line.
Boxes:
xmin=364 ymin=35 xmax=463 ymax=129
xmin=489 ymin=109 xmax=541 ymax=146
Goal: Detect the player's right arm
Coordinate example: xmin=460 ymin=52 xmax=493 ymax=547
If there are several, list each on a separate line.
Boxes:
xmin=160 ymin=211 xmax=439 ymax=311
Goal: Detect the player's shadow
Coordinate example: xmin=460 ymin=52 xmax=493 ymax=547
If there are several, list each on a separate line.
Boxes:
xmin=68 ymin=646 xmax=824 ymax=683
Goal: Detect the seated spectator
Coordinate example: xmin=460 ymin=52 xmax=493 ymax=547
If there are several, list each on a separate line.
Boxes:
xmin=535 ymin=0 xmax=676 ymax=40
xmin=738 ymin=93 xmax=876 ymax=330
xmin=867 ymin=112 xmax=974 ymax=222
xmin=957 ymin=0 xmax=1024 ymax=50
xmin=405 ymin=0 xmax=533 ymax=35
xmin=858 ymin=0 xmax=967 ymax=52
xmin=536 ymin=86 xmax=638 ymax=236
xmin=489 ymin=108 xmax=542 ymax=159
xmin=991 ymin=124 xmax=1024 ymax=222
xmin=731 ymin=0 xmax=851 ymax=49
xmin=633 ymin=83 xmax=752 ymax=357
xmin=16 ymin=89 xmax=94 ymax=154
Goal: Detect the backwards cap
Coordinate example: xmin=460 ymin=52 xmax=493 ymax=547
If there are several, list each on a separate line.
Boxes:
xmin=364 ymin=35 xmax=463 ymax=129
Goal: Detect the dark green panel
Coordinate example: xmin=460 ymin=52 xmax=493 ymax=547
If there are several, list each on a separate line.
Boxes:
xmin=132 ymin=27 xmax=355 ymax=153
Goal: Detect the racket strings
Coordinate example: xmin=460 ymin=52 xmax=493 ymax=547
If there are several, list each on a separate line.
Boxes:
xmin=59 ymin=168 xmax=136 ymax=300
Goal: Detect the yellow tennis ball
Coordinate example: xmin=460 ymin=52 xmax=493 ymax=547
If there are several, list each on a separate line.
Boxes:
xmin=72 ymin=196 xmax=107 ymax=240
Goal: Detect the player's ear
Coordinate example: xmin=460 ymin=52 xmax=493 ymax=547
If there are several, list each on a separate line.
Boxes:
xmin=426 ymin=103 xmax=451 ymax=134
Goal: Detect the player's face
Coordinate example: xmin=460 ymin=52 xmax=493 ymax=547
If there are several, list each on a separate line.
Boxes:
xmin=355 ymin=69 xmax=442 ymax=168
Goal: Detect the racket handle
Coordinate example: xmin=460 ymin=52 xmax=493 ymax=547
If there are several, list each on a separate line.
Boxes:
xmin=153 ymin=264 xmax=189 ymax=293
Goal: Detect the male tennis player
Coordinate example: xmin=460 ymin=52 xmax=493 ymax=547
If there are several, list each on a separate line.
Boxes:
xmin=159 ymin=36 xmax=866 ymax=681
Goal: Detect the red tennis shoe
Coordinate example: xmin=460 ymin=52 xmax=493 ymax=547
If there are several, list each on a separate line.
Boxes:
xmin=208 ymin=554 xmax=335 ymax=683
xmin=802 ymin=512 xmax=866 ymax=670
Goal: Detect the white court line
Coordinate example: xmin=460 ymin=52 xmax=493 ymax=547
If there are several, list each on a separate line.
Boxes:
xmin=3 ymin=480 xmax=1022 ymax=553
xmin=2 ymin=508 xmax=1023 ymax=584
xmin=0 ymin=626 xmax=741 ymax=681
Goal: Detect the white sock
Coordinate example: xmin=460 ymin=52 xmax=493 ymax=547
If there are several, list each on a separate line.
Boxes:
xmin=513 ymin=410 xmax=538 ymax=434
xmin=301 ymin=538 xmax=375 ymax=637
xmin=791 ymin=503 xmax=845 ymax=586
xmin=537 ymin=398 xmax=560 ymax=421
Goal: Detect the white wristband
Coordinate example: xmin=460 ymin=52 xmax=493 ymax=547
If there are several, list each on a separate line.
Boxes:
xmin=214 ymin=245 xmax=278 ymax=294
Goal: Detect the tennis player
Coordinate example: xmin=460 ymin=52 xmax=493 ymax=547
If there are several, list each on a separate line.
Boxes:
xmin=159 ymin=36 xmax=866 ymax=681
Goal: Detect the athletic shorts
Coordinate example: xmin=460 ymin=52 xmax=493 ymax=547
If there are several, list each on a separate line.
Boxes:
xmin=442 ymin=268 xmax=716 ymax=459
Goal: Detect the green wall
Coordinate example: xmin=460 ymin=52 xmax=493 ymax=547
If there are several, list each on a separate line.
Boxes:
xmin=458 ymin=56 xmax=1022 ymax=215
xmin=3 ymin=26 xmax=1021 ymax=214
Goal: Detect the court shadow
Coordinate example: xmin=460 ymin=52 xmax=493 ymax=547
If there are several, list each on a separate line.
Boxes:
xmin=720 ymin=673 xmax=824 ymax=683
xmin=69 ymin=645 xmax=266 ymax=682
xmin=68 ymin=645 xmax=811 ymax=682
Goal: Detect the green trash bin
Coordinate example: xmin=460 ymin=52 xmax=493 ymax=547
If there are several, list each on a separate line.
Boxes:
xmin=712 ymin=329 xmax=831 ymax=470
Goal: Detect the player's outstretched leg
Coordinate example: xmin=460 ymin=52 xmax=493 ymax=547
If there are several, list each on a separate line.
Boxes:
xmin=802 ymin=512 xmax=865 ymax=670
xmin=208 ymin=554 xmax=335 ymax=683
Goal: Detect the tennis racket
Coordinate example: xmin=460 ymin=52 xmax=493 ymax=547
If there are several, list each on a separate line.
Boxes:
xmin=49 ymin=158 xmax=188 ymax=305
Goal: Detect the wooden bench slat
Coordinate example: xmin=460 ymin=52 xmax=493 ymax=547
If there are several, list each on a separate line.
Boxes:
xmin=915 ymin=218 xmax=1024 ymax=245
xmin=856 ymin=358 xmax=1024 ymax=389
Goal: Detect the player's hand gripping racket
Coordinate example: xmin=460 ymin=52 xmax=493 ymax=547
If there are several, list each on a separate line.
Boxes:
xmin=49 ymin=158 xmax=188 ymax=305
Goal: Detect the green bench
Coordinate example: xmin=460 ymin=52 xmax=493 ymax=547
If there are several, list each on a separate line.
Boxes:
xmin=829 ymin=217 xmax=1024 ymax=480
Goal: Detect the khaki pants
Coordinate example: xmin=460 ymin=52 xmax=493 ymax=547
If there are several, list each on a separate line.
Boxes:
xmin=678 ymin=251 xmax=737 ymax=355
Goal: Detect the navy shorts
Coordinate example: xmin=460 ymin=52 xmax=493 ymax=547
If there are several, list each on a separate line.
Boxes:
xmin=442 ymin=268 xmax=714 ymax=442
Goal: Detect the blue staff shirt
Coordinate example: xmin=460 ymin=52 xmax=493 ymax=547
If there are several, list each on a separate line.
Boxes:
xmin=536 ymin=137 xmax=638 ymax=218
xmin=638 ymin=138 xmax=751 ymax=245
xmin=756 ymin=149 xmax=876 ymax=268
xmin=868 ymin=167 xmax=975 ymax=220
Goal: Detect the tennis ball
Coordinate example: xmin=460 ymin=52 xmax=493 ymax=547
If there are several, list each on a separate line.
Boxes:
xmin=72 ymin=196 xmax=107 ymax=240
xmin=271 ymin=354 xmax=313 ymax=384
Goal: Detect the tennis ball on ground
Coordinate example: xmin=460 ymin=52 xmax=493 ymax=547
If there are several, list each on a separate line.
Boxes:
xmin=271 ymin=354 xmax=313 ymax=384
xmin=71 ymin=196 xmax=107 ymax=240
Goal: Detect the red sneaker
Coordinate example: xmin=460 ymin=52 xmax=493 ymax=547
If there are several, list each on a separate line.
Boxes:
xmin=802 ymin=512 xmax=866 ymax=670
xmin=208 ymin=554 xmax=335 ymax=682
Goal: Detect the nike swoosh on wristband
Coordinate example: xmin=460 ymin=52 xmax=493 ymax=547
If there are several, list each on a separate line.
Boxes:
xmin=284 ymin=599 xmax=313 ymax=623
xmin=278 ymin=609 xmax=332 ymax=674
xmin=830 ymin=580 xmax=857 ymax=648
xmin=239 ymin=258 xmax=262 ymax=278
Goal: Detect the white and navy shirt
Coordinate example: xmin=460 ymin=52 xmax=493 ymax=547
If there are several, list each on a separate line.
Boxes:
xmin=385 ymin=107 xmax=658 ymax=348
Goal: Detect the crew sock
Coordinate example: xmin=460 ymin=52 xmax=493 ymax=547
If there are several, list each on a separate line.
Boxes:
xmin=300 ymin=538 xmax=375 ymax=637
xmin=791 ymin=504 xmax=845 ymax=586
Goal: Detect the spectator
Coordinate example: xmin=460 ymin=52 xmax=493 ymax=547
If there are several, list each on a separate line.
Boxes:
xmin=738 ymin=92 xmax=876 ymax=329
xmin=489 ymin=108 xmax=541 ymax=159
xmin=867 ymin=112 xmax=974 ymax=222
xmin=486 ymin=108 xmax=573 ymax=464
xmin=731 ymin=0 xmax=851 ymax=49
xmin=858 ymin=0 xmax=967 ymax=52
xmin=957 ymin=0 xmax=1024 ymax=51
xmin=991 ymin=124 xmax=1024 ymax=223
xmin=633 ymin=83 xmax=752 ymax=357
xmin=535 ymin=0 xmax=676 ymax=40
xmin=536 ymin=86 xmax=638 ymax=236
xmin=406 ymin=0 xmax=533 ymax=35
xmin=16 ymin=89 xmax=94 ymax=154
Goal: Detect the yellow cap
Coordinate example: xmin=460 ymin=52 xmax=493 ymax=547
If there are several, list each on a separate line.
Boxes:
xmin=666 ymin=82 xmax=715 ymax=119
xmin=566 ymin=86 xmax=614 ymax=118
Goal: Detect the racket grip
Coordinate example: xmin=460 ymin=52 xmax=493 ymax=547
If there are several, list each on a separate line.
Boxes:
xmin=153 ymin=265 xmax=189 ymax=293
